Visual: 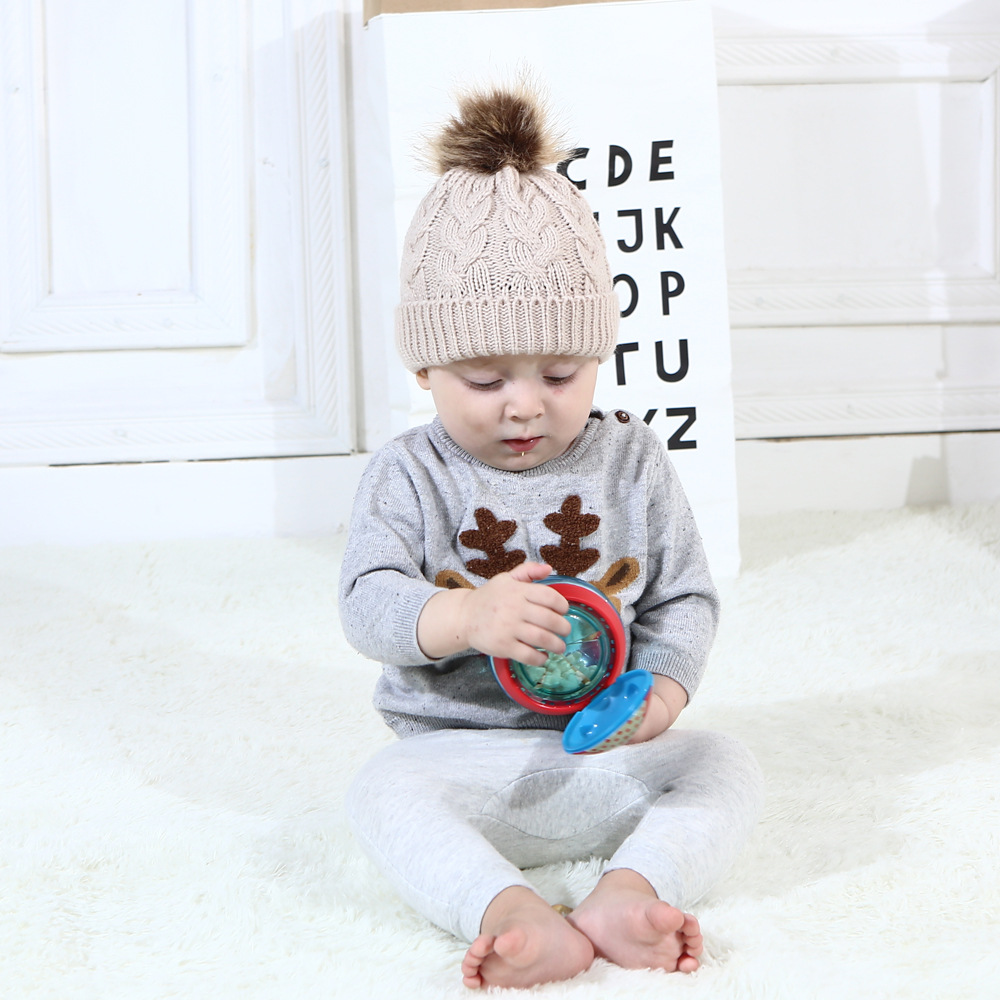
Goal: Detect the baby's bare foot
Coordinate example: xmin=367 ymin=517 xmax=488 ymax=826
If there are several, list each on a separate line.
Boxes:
xmin=568 ymin=869 xmax=703 ymax=973
xmin=461 ymin=886 xmax=594 ymax=989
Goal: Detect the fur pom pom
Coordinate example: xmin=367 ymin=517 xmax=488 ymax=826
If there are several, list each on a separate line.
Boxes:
xmin=429 ymin=85 xmax=569 ymax=175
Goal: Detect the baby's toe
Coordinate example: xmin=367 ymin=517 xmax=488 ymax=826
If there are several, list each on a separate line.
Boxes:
xmin=677 ymin=953 xmax=700 ymax=974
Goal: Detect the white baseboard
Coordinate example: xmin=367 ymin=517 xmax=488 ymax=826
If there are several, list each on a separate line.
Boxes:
xmin=0 ymin=454 xmax=371 ymax=547
xmin=736 ymin=431 xmax=1000 ymax=515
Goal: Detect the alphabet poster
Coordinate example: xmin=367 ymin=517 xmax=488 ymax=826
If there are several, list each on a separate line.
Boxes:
xmin=357 ymin=0 xmax=739 ymax=578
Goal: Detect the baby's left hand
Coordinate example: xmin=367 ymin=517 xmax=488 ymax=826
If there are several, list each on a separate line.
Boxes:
xmin=628 ymin=675 xmax=689 ymax=742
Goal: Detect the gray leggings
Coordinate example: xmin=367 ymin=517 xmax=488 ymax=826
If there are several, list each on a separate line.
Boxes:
xmin=345 ymin=726 xmax=764 ymax=942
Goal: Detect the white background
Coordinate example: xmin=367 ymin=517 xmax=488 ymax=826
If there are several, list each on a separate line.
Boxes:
xmin=2 ymin=0 xmax=999 ymax=548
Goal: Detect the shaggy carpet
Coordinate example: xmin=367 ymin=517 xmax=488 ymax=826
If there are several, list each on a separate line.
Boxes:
xmin=1 ymin=503 xmax=998 ymax=999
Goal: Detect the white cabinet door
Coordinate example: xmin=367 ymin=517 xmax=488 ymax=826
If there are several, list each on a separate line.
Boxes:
xmin=0 ymin=0 xmax=354 ymax=464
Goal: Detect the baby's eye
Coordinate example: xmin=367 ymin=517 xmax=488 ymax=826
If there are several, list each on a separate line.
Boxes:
xmin=543 ymin=373 xmax=574 ymax=386
xmin=466 ymin=379 xmax=502 ymax=391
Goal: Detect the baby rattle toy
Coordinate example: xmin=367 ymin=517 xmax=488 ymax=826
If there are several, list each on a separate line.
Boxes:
xmin=488 ymin=576 xmax=654 ymax=754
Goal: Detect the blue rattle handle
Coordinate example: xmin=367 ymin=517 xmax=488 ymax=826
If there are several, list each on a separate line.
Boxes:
xmin=562 ymin=669 xmax=654 ymax=755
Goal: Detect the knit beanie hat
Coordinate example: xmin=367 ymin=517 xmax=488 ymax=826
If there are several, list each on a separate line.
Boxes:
xmin=395 ymin=86 xmax=619 ymax=373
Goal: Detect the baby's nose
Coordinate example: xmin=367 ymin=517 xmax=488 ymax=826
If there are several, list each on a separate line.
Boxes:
xmin=507 ymin=383 xmax=543 ymax=419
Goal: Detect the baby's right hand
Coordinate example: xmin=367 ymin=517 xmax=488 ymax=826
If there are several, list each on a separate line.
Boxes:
xmin=463 ymin=562 xmax=571 ymax=667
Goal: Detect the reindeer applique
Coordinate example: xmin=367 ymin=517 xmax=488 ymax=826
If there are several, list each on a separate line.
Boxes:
xmin=434 ymin=495 xmax=640 ymax=612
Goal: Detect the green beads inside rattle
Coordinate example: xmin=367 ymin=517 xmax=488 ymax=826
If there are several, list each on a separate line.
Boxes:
xmin=510 ymin=605 xmax=611 ymax=703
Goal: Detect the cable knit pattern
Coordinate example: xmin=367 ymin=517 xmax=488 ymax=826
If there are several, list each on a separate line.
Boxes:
xmin=396 ymin=165 xmax=618 ymax=372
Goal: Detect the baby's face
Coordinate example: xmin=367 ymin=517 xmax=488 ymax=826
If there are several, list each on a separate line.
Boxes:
xmin=416 ymin=354 xmax=599 ymax=471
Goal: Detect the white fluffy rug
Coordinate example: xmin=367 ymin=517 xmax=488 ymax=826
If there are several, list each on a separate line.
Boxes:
xmin=2 ymin=503 xmax=999 ymax=999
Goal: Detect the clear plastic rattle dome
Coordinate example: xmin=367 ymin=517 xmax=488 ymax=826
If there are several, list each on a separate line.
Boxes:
xmin=510 ymin=605 xmax=611 ymax=702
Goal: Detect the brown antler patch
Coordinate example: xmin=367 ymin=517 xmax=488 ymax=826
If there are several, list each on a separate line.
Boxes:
xmin=591 ymin=558 xmax=640 ymax=612
xmin=435 ymin=569 xmax=475 ymax=590
xmin=459 ymin=508 xmax=527 ymax=579
xmin=540 ymin=495 xmax=600 ymax=577
xmin=600 ymin=557 xmax=640 ymax=594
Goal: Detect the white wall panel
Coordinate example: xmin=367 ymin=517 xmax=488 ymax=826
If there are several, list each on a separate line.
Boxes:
xmin=0 ymin=0 xmax=355 ymax=465
xmin=2 ymin=0 xmax=250 ymax=352
xmin=731 ymin=325 xmax=1000 ymax=437
xmin=719 ymin=33 xmax=1000 ymax=328
xmin=714 ymin=9 xmax=1000 ymax=443
xmin=45 ymin=0 xmax=191 ymax=298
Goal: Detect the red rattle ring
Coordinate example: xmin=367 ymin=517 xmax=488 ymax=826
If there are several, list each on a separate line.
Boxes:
xmin=489 ymin=576 xmax=627 ymax=715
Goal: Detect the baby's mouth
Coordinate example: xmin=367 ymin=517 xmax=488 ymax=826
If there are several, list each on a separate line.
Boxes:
xmin=502 ymin=436 xmax=542 ymax=454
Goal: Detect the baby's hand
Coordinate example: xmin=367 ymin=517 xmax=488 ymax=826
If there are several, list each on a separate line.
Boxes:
xmin=463 ymin=562 xmax=570 ymax=667
xmin=626 ymin=675 xmax=690 ymax=743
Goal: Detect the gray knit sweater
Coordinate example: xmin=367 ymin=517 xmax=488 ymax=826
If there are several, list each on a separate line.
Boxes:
xmin=338 ymin=409 xmax=719 ymax=738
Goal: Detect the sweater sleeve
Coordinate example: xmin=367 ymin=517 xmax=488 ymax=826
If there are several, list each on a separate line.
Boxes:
xmin=627 ymin=437 xmax=720 ymax=701
xmin=337 ymin=446 xmax=441 ymax=666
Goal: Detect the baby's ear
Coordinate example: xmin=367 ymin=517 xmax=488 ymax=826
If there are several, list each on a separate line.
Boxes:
xmin=415 ymin=368 xmax=430 ymax=389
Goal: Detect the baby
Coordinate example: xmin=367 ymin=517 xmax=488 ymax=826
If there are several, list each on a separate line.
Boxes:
xmin=339 ymin=85 xmax=763 ymax=989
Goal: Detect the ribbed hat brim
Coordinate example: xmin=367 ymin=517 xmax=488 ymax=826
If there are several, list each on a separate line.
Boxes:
xmin=395 ymin=295 xmax=619 ymax=372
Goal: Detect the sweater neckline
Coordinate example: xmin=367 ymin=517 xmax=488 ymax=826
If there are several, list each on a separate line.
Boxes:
xmin=428 ymin=412 xmax=603 ymax=476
